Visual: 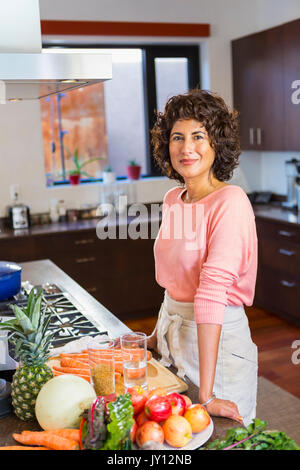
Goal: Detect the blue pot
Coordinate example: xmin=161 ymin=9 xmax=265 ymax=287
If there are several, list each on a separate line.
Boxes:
xmin=0 ymin=262 xmax=22 ymax=301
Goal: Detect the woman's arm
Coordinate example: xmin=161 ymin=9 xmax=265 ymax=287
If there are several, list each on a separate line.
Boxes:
xmin=197 ymin=323 xmax=221 ymax=403
xmin=197 ymin=323 xmax=242 ymax=422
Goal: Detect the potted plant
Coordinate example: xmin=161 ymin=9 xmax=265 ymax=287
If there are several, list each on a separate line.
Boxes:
xmin=66 ymin=149 xmax=102 ymax=185
xmin=126 ymin=160 xmax=141 ymax=180
xmin=102 ymin=165 xmax=116 ymax=184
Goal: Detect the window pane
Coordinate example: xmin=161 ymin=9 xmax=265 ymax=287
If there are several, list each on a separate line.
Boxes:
xmin=103 ymin=49 xmax=147 ymax=177
xmin=155 ymin=57 xmax=189 ymax=113
xmin=41 ymin=83 xmax=108 ymax=183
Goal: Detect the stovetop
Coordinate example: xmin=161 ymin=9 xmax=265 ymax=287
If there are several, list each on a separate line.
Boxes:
xmin=0 ymin=282 xmax=108 ymax=350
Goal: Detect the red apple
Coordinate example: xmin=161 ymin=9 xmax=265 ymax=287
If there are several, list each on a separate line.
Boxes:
xmin=127 ymin=386 xmax=148 ymax=415
xmin=144 ymin=396 xmax=172 ymax=422
xmin=167 ymin=392 xmax=186 ymax=416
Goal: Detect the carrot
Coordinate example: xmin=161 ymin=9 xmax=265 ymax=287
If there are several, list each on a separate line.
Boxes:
xmin=60 ymin=357 xmax=89 ymax=369
xmin=12 ymin=432 xmax=79 ymax=450
xmin=60 ymin=353 xmax=89 ymax=362
xmin=22 ymin=429 xmax=80 ymax=443
xmin=0 ymin=446 xmax=50 ymax=450
xmin=52 ymin=369 xmax=90 ymax=382
xmin=52 ymin=365 xmax=90 ymax=376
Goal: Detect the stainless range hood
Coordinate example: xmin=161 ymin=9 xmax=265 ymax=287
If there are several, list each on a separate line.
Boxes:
xmin=0 ymin=1 xmax=112 ymax=103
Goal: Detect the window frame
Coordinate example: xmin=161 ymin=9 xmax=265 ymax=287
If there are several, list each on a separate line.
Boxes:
xmin=42 ymin=42 xmax=201 ymax=183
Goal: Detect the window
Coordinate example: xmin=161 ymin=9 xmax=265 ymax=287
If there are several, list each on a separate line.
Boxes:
xmin=41 ymin=44 xmax=200 ymax=185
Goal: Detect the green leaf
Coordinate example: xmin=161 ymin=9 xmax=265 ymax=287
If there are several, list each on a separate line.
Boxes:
xmin=30 ymin=290 xmax=43 ymax=330
xmin=26 ymin=288 xmax=36 ymax=319
xmin=9 ymin=305 xmax=34 ymax=334
xmin=80 ymin=157 xmax=101 ymax=169
xmin=101 ymin=393 xmax=134 ymax=450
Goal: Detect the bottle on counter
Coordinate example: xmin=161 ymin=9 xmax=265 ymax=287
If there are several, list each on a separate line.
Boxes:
xmin=58 ymin=200 xmax=67 ymax=223
xmin=49 ymin=198 xmax=59 ymax=223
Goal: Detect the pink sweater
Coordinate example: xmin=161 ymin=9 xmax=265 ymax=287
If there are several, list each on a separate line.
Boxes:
xmin=153 ymin=185 xmax=258 ymax=325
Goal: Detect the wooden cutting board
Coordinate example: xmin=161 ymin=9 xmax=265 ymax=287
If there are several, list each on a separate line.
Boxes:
xmin=147 ymin=358 xmax=188 ymax=393
xmin=48 ymin=356 xmax=188 ymax=395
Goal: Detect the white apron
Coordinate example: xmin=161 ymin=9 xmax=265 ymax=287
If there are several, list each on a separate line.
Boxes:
xmin=156 ymin=290 xmax=258 ymax=426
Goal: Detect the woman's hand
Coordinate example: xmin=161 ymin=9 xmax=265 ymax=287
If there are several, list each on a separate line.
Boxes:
xmin=204 ymin=397 xmax=244 ymax=424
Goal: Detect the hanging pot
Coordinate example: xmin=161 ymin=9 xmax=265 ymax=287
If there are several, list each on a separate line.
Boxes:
xmin=0 ymin=262 xmax=22 ymax=301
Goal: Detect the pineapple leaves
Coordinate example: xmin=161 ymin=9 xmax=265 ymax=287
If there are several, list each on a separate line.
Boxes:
xmin=30 ymin=289 xmax=44 ymax=330
xmin=8 ymin=304 xmax=34 ymax=334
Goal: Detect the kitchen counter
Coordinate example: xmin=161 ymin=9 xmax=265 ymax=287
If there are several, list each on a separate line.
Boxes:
xmin=0 ymin=204 xmax=162 ymax=240
xmin=0 ymin=260 xmax=299 ymax=448
xmin=253 ymin=204 xmax=300 ymax=226
xmin=1 ymin=202 xmax=299 ymax=241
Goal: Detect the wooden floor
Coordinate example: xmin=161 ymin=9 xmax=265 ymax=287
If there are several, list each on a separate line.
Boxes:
xmin=124 ymin=305 xmax=300 ymax=399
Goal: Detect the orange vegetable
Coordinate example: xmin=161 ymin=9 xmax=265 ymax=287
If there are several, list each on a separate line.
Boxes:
xmin=13 ymin=432 xmax=79 ymax=450
xmin=0 ymin=446 xmax=50 ymax=450
xmin=22 ymin=429 xmax=80 ymax=443
xmin=60 ymin=357 xmax=89 ymax=369
xmin=52 ymin=369 xmax=90 ymax=382
xmin=52 ymin=365 xmax=90 ymax=376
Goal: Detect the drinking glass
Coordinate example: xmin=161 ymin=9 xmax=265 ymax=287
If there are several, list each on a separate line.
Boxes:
xmin=87 ymin=337 xmax=115 ymax=398
xmin=120 ymin=332 xmax=147 ymax=390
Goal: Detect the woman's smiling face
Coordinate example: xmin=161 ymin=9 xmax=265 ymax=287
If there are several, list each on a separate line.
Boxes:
xmin=169 ymin=119 xmax=216 ymax=182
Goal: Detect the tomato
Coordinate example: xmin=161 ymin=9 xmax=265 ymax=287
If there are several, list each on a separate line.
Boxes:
xmin=144 ymin=395 xmax=172 ymax=422
xmin=167 ymin=392 xmax=186 ymax=416
xmin=136 ymin=409 xmax=149 ymax=427
xmin=135 ymin=421 xmax=164 ymax=448
xmin=130 ymin=420 xmax=138 ymax=443
xmin=127 ymin=386 xmax=148 ymax=415
xmin=184 ymin=404 xmax=211 ymax=433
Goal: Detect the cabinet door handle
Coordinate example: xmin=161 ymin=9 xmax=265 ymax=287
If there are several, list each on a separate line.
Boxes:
xmin=249 ymin=128 xmax=254 ymax=145
xmin=257 ymin=128 xmax=262 ymax=146
xmin=74 ymin=238 xmax=95 ymax=245
xmin=278 ymin=230 xmax=295 ymax=238
xmin=280 ymin=279 xmax=296 ymax=288
xmin=279 ymin=248 xmax=296 ymax=256
xmin=75 ymin=257 xmax=96 ymax=264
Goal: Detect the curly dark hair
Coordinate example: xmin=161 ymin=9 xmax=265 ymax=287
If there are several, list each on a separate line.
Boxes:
xmin=151 ymin=89 xmax=241 ymax=184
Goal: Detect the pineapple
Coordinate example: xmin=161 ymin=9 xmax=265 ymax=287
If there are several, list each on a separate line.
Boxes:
xmin=0 ymin=288 xmax=54 ymax=420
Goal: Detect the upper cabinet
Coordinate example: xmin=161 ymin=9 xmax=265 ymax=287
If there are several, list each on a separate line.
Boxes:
xmin=232 ymin=20 xmax=300 ymax=151
xmin=282 ymin=19 xmax=300 ymax=150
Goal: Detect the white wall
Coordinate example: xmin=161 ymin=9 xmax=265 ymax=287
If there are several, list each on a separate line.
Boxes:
xmin=1 ymin=0 xmax=300 ymax=217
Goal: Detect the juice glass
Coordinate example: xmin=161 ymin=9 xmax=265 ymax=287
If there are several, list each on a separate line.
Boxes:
xmin=87 ymin=337 xmax=115 ymax=398
xmin=120 ymin=332 xmax=147 ymax=390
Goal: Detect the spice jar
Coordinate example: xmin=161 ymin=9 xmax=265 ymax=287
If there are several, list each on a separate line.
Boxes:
xmin=87 ymin=337 xmax=115 ymax=397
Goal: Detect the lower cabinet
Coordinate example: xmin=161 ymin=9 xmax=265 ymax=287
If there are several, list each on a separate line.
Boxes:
xmin=0 ymin=226 xmax=164 ymax=321
xmin=254 ymin=218 xmax=300 ymax=325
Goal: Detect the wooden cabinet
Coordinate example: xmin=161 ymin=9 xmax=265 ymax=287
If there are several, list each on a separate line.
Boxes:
xmin=282 ymin=19 xmax=300 ymax=150
xmin=231 ymin=19 xmax=300 ymax=151
xmin=254 ymin=217 xmax=300 ymax=325
xmin=232 ymin=25 xmax=284 ymax=150
xmin=0 ymin=225 xmax=164 ymax=321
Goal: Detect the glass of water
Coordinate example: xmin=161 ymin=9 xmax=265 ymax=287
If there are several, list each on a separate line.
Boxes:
xmin=120 ymin=332 xmax=147 ymax=390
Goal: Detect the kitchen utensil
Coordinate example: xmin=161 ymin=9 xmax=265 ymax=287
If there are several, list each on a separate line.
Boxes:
xmin=0 ymin=379 xmax=13 ymax=418
xmin=0 ymin=261 xmax=22 ymax=301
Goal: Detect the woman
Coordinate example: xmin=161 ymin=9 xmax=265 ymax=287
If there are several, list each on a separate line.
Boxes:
xmin=148 ymin=89 xmax=258 ymax=426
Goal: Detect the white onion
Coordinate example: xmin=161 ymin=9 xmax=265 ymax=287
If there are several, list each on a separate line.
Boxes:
xmin=35 ymin=375 xmax=96 ymax=430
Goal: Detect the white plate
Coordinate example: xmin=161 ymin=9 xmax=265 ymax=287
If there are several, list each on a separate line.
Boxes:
xmin=162 ymin=418 xmax=214 ymax=450
xmin=134 ymin=419 xmax=214 ymax=450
